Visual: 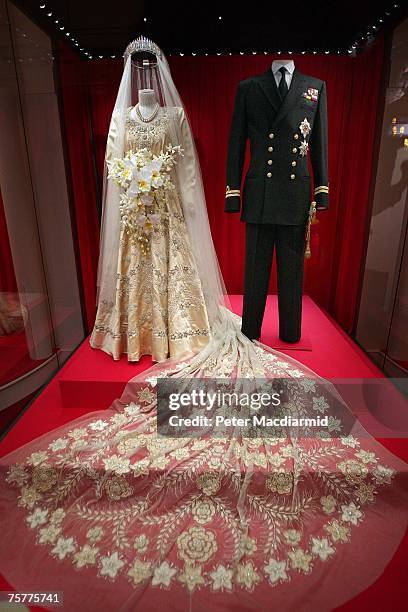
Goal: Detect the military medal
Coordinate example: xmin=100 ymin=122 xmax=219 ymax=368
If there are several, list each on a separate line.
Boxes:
xmin=301 ymin=87 xmax=319 ymax=102
xmin=299 ymin=118 xmax=311 ymax=137
xmin=299 ymin=140 xmax=309 ymax=157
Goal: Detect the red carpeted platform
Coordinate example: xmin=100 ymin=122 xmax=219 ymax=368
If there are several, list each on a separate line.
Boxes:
xmin=58 ymin=296 xmax=380 ymax=411
xmin=0 ymin=295 xmax=407 ymax=610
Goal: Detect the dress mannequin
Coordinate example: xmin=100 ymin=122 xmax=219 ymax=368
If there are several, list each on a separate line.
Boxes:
xmin=271 ymin=59 xmax=295 ymax=89
xmin=131 ymin=89 xmax=159 ymax=121
xmin=271 ymin=59 xmax=294 ymax=69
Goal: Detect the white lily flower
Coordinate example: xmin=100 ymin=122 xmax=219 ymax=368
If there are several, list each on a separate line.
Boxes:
xmin=128 ymin=179 xmax=140 ymax=197
xmin=149 ymin=158 xmax=163 ymax=172
xmin=147 ymin=159 xmax=164 ymax=188
xmin=137 ymin=168 xmax=152 ymax=193
xmin=152 ymin=175 xmax=164 ymax=188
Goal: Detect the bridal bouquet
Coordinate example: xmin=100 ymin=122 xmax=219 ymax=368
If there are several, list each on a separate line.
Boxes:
xmin=107 ymin=145 xmax=183 ymax=254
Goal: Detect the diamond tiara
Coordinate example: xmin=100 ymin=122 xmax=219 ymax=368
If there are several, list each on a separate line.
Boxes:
xmin=123 ymin=36 xmax=163 ymax=62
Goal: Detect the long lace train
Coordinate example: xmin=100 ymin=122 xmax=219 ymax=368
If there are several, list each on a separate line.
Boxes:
xmin=0 ymin=312 xmax=407 ymax=611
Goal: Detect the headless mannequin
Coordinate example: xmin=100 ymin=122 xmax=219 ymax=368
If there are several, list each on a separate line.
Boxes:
xmin=271 ymin=59 xmax=295 ymax=89
xmin=271 ymin=59 xmax=294 ymax=70
xmin=131 ymin=89 xmax=158 ymax=121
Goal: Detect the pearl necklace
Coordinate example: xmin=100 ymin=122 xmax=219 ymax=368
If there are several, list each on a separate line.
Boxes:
xmin=135 ymin=102 xmax=160 ymax=123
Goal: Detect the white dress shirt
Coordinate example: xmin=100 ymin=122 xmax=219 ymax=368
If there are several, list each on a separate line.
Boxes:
xmin=272 ymin=60 xmax=295 ymax=90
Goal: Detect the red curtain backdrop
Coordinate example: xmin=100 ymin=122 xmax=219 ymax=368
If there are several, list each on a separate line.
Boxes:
xmin=58 ymin=38 xmax=384 ymax=333
xmin=58 ymin=46 xmax=101 ymax=332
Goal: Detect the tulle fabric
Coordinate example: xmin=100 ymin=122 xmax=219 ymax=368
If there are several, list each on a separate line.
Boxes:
xmin=0 ymin=314 xmax=407 ymax=611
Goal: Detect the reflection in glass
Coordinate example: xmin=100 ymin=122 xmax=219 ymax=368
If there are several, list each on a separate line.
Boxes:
xmin=355 ymin=18 xmax=408 ymax=376
xmin=0 ymin=1 xmax=85 ymax=422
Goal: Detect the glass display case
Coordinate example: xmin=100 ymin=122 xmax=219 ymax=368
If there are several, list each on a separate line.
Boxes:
xmin=355 ymin=18 xmax=408 ymax=377
xmin=0 ymin=0 xmax=85 ymax=426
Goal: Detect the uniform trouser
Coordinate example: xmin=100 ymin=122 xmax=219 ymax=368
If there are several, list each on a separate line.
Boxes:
xmin=241 ymin=223 xmax=307 ymax=342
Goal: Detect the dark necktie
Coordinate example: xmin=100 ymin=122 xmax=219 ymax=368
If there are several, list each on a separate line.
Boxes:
xmin=278 ymin=66 xmax=289 ymax=99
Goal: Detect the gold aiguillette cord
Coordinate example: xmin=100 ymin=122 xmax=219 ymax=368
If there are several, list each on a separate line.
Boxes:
xmin=305 ymin=200 xmax=317 ymax=259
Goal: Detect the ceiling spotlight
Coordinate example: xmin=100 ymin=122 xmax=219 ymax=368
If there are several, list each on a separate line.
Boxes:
xmin=288 ymin=50 xmax=293 ymax=54
xmin=179 ymin=53 xmax=184 ymax=56
xmin=66 ymin=32 xmax=70 ymax=36
xmin=301 ymin=51 xmax=306 ymax=54
xmin=54 ymin=19 xmax=59 ymax=23
xmin=277 ymin=50 xmax=282 ymax=54
xmin=59 ymin=26 xmax=64 ymax=30
xmin=219 ymin=16 xmax=222 ymax=20
xmin=40 ymin=4 xmax=46 ymax=8
xmin=47 ymin=12 xmax=52 ymax=16
xmin=110 ymin=55 xmax=116 ymax=58
xmin=99 ymin=55 xmax=103 ymax=58
xmin=143 ymin=17 xmax=147 ymax=22
xmin=217 ymin=52 xmax=221 ymax=55
xmin=192 ymin=52 xmax=196 ymax=56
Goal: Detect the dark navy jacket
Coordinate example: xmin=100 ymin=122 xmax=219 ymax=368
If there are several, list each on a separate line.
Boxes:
xmin=225 ymin=68 xmax=329 ymax=225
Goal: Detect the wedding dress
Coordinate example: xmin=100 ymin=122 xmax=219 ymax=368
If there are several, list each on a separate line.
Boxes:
xmin=0 ymin=37 xmax=407 ymax=612
xmin=90 ymin=104 xmax=210 ymax=362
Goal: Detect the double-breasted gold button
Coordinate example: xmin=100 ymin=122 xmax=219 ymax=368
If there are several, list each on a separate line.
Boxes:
xmin=292 ymin=147 xmax=297 ymax=153
xmin=268 ymin=159 xmax=273 ymax=165
xmin=294 ymin=133 xmax=299 ymax=140
xmin=268 ymin=146 xmax=273 ymax=152
xmin=267 ymin=172 xmax=272 ymax=178
xmin=292 ymin=161 xmax=297 ymax=166
xmin=269 ymin=133 xmax=274 ymax=139
xmin=290 ymin=174 xmax=296 ymax=180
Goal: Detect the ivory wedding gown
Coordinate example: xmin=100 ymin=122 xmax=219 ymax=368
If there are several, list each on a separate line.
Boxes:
xmin=90 ymin=106 xmax=210 ymax=362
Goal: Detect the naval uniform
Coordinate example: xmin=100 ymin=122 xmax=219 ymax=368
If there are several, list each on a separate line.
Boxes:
xmin=225 ymin=65 xmax=329 ymax=342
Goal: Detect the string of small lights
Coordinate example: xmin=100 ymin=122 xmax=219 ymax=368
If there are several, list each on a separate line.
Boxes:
xmin=35 ymin=2 xmax=402 ymax=60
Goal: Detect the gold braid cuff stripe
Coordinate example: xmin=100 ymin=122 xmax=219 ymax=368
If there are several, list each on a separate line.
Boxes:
xmin=226 ymin=186 xmax=240 ymax=198
xmin=314 ymin=186 xmax=329 ymax=194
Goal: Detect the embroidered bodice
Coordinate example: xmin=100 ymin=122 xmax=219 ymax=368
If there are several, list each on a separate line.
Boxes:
xmin=125 ymin=107 xmax=170 ymax=151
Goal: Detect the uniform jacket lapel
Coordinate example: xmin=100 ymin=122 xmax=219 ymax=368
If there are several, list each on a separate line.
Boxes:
xmin=273 ymin=69 xmax=305 ymax=127
xmin=258 ymin=69 xmax=281 ymax=114
xmin=258 ymin=68 xmax=306 ymax=127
